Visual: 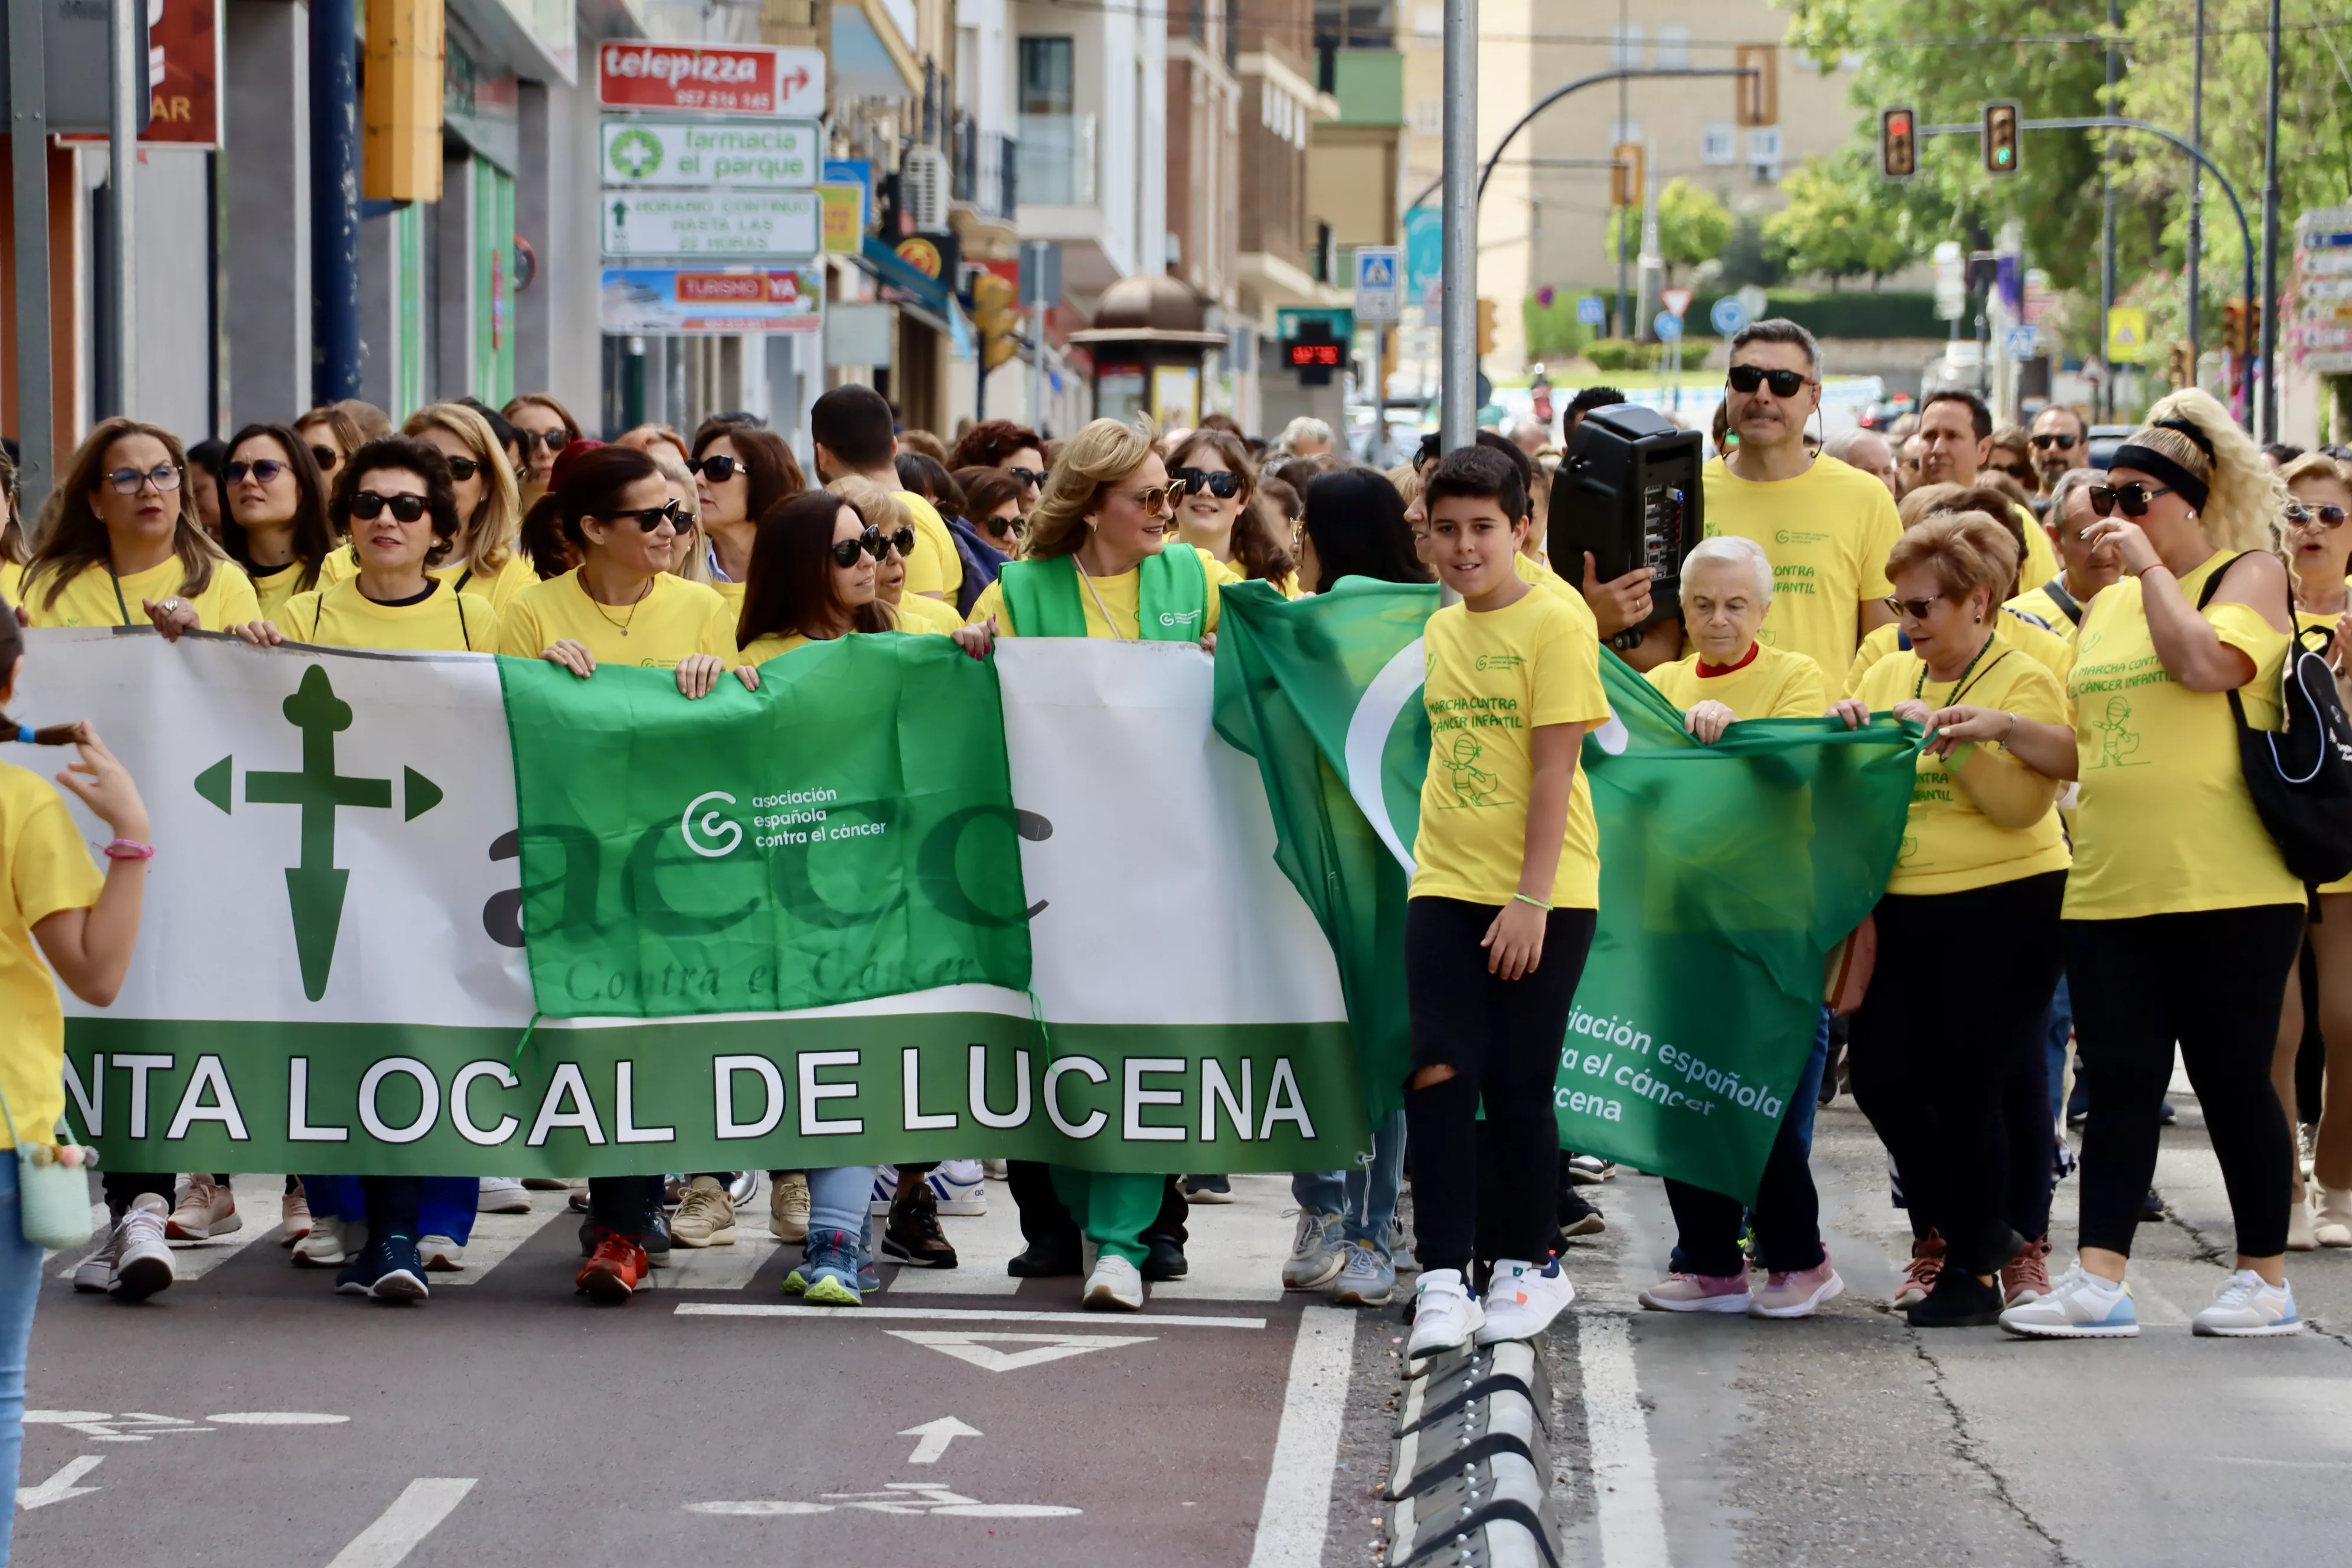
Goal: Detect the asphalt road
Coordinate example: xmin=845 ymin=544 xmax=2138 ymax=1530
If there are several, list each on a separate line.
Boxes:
xmin=18 ymin=1064 xmax=2348 ymax=1568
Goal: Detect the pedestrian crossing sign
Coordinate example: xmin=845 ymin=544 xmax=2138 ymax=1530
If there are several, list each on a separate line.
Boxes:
xmin=2106 ymin=306 xmax=2149 ymax=364
xmin=1354 ymin=246 xmax=1402 ymax=323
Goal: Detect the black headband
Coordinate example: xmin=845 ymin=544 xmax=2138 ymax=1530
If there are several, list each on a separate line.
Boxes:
xmin=2152 ymin=417 xmax=2216 ymax=458
xmin=2109 ymin=443 xmax=2210 ymax=512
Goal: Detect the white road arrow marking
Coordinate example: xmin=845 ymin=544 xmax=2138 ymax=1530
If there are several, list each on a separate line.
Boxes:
xmin=884 ymin=1330 xmax=1155 ymax=1373
xmin=17 ymin=1455 xmax=103 ymax=1510
xmin=897 ymin=1416 xmax=981 ymax=1464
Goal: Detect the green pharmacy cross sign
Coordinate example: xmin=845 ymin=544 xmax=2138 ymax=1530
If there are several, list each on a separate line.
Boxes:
xmin=192 ymin=665 xmax=443 ymax=1000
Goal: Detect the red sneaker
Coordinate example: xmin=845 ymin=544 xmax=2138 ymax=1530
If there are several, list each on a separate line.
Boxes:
xmin=2000 ymin=1236 xmax=2052 ymax=1306
xmin=1893 ymin=1231 xmax=1944 ymax=1309
xmin=575 ymin=1233 xmax=648 ymax=1302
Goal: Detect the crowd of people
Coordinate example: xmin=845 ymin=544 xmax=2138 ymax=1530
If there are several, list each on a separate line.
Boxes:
xmin=3 ymin=320 xmax=2351 ymax=1551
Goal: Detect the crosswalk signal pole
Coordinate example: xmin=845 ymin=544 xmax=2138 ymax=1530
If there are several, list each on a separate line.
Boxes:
xmin=1439 ymin=0 xmax=1476 ymax=456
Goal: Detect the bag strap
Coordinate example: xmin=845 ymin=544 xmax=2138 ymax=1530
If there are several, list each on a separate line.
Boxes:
xmin=2194 ymin=551 xmax=2253 ymax=612
xmin=2041 ymin=576 xmax=2084 ymax=627
xmin=0 ymin=1079 xmax=19 ymax=1147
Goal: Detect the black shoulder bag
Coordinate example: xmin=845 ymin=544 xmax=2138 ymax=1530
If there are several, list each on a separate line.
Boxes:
xmin=2196 ymin=556 xmax=2352 ymax=888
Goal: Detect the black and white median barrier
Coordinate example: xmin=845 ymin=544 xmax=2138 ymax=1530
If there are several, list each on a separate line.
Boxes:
xmin=1386 ymin=1340 xmax=1560 ymax=1567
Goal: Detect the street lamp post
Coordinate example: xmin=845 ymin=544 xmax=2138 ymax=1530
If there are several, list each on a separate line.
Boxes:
xmin=1439 ymin=0 xmax=1477 ymax=455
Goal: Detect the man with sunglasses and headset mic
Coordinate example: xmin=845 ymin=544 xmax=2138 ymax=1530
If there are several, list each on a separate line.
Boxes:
xmin=1698 ymin=319 xmax=1904 ymax=682
xmin=2029 ymin=404 xmax=2093 ymax=497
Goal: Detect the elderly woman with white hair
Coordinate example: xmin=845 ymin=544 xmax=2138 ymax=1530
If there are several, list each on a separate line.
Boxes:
xmin=1634 ymin=535 xmax=1845 ymax=1318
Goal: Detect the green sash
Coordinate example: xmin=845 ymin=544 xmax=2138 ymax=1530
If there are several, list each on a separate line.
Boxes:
xmin=997 ymin=547 xmax=1208 ymax=639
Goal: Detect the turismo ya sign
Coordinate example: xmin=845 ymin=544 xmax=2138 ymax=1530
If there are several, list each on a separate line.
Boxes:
xmin=601 ymin=117 xmax=822 ymax=189
xmin=599 ymin=267 xmax=824 ymax=335
xmin=597 ymin=43 xmax=825 ymax=117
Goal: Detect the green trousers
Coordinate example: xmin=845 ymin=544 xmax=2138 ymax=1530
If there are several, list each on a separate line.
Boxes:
xmin=1047 ymin=1167 xmax=1162 ymax=1266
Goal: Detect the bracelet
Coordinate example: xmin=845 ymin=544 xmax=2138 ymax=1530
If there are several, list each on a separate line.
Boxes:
xmin=11 ymin=724 xmax=29 ymax=744
xmin=2001 ymin=711 xmax=2018 ymax=745
xmin=102 ymin=839 xmax=154 ymax=861
xmin=1512 ymin=892 xmax=1552 ymax=911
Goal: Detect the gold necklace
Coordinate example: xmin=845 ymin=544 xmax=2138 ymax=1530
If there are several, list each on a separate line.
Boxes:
xmin=584 ymin=573 xmax=654 ymax=636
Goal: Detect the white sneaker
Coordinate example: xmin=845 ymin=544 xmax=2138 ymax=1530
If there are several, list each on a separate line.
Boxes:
xmin=1083 ymin=1253 xmax=1145 ymax=1311
xmin=2289 ymin=1194 xmax=2319 ymax=1252
xmin=476 ymin=1178 xmax=533 ymax=1215
xmin=168 ymin=1174 xmax=240 ymax=1240
xmin=1998 ymin=1262 xmax=2139 ymax=1338
xmin=728 ymin=1171 xmax=760 ymax=1208
xmin=982 ymin=1159 xmax=1010 ymax=1181
xmin=2191 ymin=1269 xmax=2302 ymax=1337
xmin=1282 ymin=1208 xmax=1346 ymax=1290
xmin=926 ymin=1161 xmax=988 ymax=1216
xmin=71 ymin=1226 xmax=121 ymax=1293
xmin=1475 ymin=1256 xmax=1576 ymax=1344
xmin=1407 ymin=1268 xmax=1484 ymax=1358
xmin=671 ymin=1176 xmax=739 ymax=1247
xmin=292 ymin=1215 xmax=351 ymax=1268
xmin=417 ymin=1235 xmax=465 ymax=1271
xmin=111 ymin=1195 xmax=175 ymax=1301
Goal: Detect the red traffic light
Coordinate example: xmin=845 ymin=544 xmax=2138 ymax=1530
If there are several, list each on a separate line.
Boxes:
xmin=1887 ymin=112 xmax=1911 ymax=136
xmin=1879 ymin=106 xmax=1918 ymax=180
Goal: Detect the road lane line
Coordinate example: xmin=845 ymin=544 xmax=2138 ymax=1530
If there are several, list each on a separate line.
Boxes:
xmin=1581 ymin=1314 xmax=1672 ymax=1568
xmin=324 ymin=1478 xmax=476 ymax=1568
xmin=16 ymin=1455 xmax=103 ymax=1509
xmin=430 ymin=1191 xmax=571 ymax=1286
xmin=675 ymin=1303 xmax=1263 ymax=1328
xmin=1245 ymin=1305 xmax=1353 ymax=1568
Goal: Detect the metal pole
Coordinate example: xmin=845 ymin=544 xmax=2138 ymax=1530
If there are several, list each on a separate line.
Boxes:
xmin=107 ymin=0 xmax=138 ymax=418
xmin=10 ymin=0 xmax=54 ymax=515
xmin=2187 ymin=0 xmax=2204 ymax=362
xmin=309 ymin=0 xmax=361 ymax=405
xmin=1030 ymin=303 xmax=1046 ymax=436
xmin=1439 ymin=0 xmax=1475 ymax=453
xmin=2101 ymin=0 xmax=2119 ymax=421
xmin=2258 ymin=0 xmax=2281 ymax=442
xmin=1615 ymin=0 xmax=1628 ymax=339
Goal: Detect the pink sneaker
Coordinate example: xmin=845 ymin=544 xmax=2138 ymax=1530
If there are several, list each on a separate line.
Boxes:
xmin=1637 ymin=1272 xmax=1750 ymax=1313
xmin=1749 ymin=1258 xmax=1844 ymax=1318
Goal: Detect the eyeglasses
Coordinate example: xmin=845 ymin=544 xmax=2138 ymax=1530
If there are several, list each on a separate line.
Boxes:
xmin=104 ymin=465 xmax=182 ymax=495
xmin=602 ymin=499 xmax=682 ymax=532
xmin=224 ymin=458 xmax=288 ymax=485
xmin=1006 ymin=466 xmax=1047 ymax=491
xmin=1727 ymin=364 xmax=1817 ymax=398
xmin=1128 ymin=485 xmax=1181 ymax=517
xmin=446 ymin=456 xmax=482 ymax=482
xmin=2088 ymin=482 xmax=2174 ymax=519
xmin=2030 ymin=432 xmax=2080 ymax=451
xmin=309 ymin=445 xmax=341 ymax=472
xmin=1173 ymin=468 xmax=1243 ymax=499
xmin=522 ymin=430 xmax=571 ymax=453
xmin=830 ymin=530 xmax=890 ymax=567
xmin=2287 ymin=502 xmax=2350 ymax=530
xmin=1883 ymin=592 xmax=1948 ymax=619
xmin=690 ymin=454 xmax=740 ymax=482
xmin=351 ymin=491 xmax=429 ymax=523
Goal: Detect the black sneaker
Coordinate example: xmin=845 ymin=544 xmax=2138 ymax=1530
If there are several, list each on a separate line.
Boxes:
xmin=1181 ymin=1174 xmax=1233 ymax=1204
xmin=2140 ymin=1187 xmax=2167 ymax=1223
xmin=337 ymin=1234 xmax=429 ymax=1303
xmin=1906 ymin=1268 xmax=2003 ymax=1328
xmin=1007 ymin=1236 xmax=1083 ymax=1277
xmin=882 ymin=1191 xmax=958 ymax=1268
xmin=1559 ymin=1186 xmax=1606 ymax=1239
xmin=1142 ymin=1236 xmax=1189 ymax=1280
xmin=643 ymin=1206 xmax=672 ymax=1269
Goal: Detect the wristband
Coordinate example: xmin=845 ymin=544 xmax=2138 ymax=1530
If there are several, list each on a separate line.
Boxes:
xmin=1512 ymin=893 xmax=1552 ymax=911
xmin=102 ymin=838 xmax=154 ymax=861
xmin=11 ymin=724 xmax=29 ymax=744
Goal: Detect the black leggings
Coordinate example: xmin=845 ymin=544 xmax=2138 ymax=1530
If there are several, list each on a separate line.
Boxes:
xmin=2066 ymin=904 xmax=2305 ymax=1259
xmin=1848 ymin=873 xmax=2066 ymax=1276
xmin=1405 ymin=897 xmax=1595 ymax=1275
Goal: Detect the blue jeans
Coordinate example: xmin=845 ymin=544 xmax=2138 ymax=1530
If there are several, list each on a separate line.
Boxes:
xmin=300 ymin=1176 xmax=476 ymax=1247
xmin=1788 ymin=1007 xmax=1832 ymax=1153
xmin=2041 ymin=973 xmax=2075 ymax=1123
xmin=0 ymin=1160 xmax=45 ymax=1566
xmin=805 ymin=1167 xmax=874 ymax=1261
xmin=1291 ymin=1108 xmax=1406 ymax=1247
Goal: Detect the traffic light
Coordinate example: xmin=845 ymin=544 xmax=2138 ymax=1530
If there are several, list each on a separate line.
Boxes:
xmin=1735 ymin=44 xmax=1778 ymax=128
xmin=1982 ymin=100 xmax=2021 ymax=175
xmin=1879 ymin=107 xmax=1917 ymax=180
xmin=1609 ymin=142 xmax=1644 ymax=208
xmin=1476 ymin=297 xmax=1498 ymax=359
xmin=972 ymin=270 xmax=1020 ymax=371
xmin=2223 ymin=298 xmax=2262 ymax=357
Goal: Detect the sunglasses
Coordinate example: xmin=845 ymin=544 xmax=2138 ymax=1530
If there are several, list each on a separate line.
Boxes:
xmin=2287 ymin=502 xmax=2350 ymax=530
xmin=603 ymin=499 xmax=682 ymax=532
xmin=446 ymin=456 xmax=482 ymax=482
xmin=1883 ymin=593 xmax=1947 ymax=620
xmin=829 ymin=530 xmax=890 ymax=567
xmin=1727 ymin=364 xmax=1816 ymax=398
xmin=1173 ymin=468 xmax=1243 ymax=499
xmin=2088 ymin=482 xmax=2173 ymax=519
xmin=523 ymin=429 xmax=571 ymax=452
xmin=310 ymin=445 xmax=341 ymax=471
xmin=1128 ymin=485 xmax=1182 ymax=517
xmin=224 ymin=458 xmax=288 ymax=484
xmin=1006 ymin=466 xmax=1047 ymax=491
xmin=690 ymin=454 xmax=740 ymax=482
xmin=2030 ymin=432 xmax=2080 ymax=450
xmin=1995 ymin=462 xmax=2036 ymax=482
xmin=351 ymin=491 xmax=429 ymax=523
xmin=104 ymin=465 xmax=182 ymax=495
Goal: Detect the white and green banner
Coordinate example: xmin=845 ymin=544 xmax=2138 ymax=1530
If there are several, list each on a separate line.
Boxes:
xmin=18 ymin=630 xmax=1365 ymax=1176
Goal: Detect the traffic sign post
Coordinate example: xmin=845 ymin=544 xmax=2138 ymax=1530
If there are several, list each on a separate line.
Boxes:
xmin=1353 ymin=246 xmax=1402 ymax=323
xmin=2295 ymin=207 xmax=2352 ymax=374
xmin=1710 ymin=295 xmax=1750 ymax=336
xmin=1577 ymin=296 xmax=1608 ymax=329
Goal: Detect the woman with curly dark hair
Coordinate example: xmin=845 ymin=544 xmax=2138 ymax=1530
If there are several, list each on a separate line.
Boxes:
xmin=948 ymin=418 xmax=1047 ymax=521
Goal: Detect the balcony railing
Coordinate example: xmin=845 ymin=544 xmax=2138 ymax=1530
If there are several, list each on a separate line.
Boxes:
xmin=952 ymin=114 xmax=1020 ymax=221
xmin=1017 ymin=113 xmax=1096 ymax=207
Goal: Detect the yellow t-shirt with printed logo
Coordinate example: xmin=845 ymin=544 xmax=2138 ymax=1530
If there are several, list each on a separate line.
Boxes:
xmin=1410 ymin=587 xmax=1613 ymax=909
xmin=888 ymin=592 xmax=966 ymax=635
xmin=0 ymin=762 xmax=105 ymax=1149
xmin=492 ymin=569 xmax=735 ymax=669
xmin=19 ymin=556 xmax=260 ymax=631
xmin=896 ymin=489 xmax=963 ymax=603
xmin=275 ymin=578 xmax=498 ymax=653
xmin=966 ymin=546 xmax=1227 ymax=640
xmin=1701 ymin=455 xmax=1904 ymax=679
xmin=1853 ymin=643 xmax=2072 ymax=895
xmin=2064 ymin=553 xmax=2302 ymax=920
xmin=1645 ymin=643 xmax=1826 ymax=721
xmin=1845 ymin=609 xmax=2073 ymax=696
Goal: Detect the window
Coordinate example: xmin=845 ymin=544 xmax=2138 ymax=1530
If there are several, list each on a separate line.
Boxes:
xmin=1609 ymin=25 xmax=1644 ymax=69
xmin=1656 ymin=25 xmax=1690 ymax=69
xmin=1700 ymin=122 xmax=1735 ymax=165
xmin=1747 ymin=126 xmax=1782 ymax=179
xmin=1020 ymin=37 xmax=1073 ymax=116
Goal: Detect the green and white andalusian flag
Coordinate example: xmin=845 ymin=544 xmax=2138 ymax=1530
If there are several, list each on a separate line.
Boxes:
xmin=1214 ymin=579 xmax=1917 ymax=1202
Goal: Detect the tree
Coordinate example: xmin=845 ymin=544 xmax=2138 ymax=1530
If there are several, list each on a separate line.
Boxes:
xmin=1763 ymin=153 xmax=1921 ymax=287
xmin=1603 ymin=178 xmax=1736 ymax=286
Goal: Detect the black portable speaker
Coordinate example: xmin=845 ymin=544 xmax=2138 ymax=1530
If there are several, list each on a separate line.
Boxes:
xmin=1546 ymin=404 xmax=1704 ymax=629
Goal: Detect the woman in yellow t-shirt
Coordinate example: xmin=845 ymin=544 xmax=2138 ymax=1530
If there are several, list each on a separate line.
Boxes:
xmin=1644 ymin=535 xmax=1827 ymax=736
xmin=1969 ymin=391 xmax=2307 ymax=1340
xmin=0 ymin=607 xmax=154 ymax=1342
xmin=19 ymin=419 xmax=259 ymax=637
xmin=1829 ymin=512 xmax=2071 ymax=1328
xmin=825 ymin=479 xmax=966 ymax=636
xmin=1292 ymin=466 xmax=1432 ymax=597
xmin=1403 ymin=443 xmax=1609 ymax=1357
xmin=731 ymin=491 xmax=893 ymax=667
xmin=2271 ymin=451 xmax=2352 ymax=1249
xmin=402 ymin=401 xmax=534 ymax=611
xmin=1168 ymin=428 xmax=1299 ymax=596
xmin=1845 ymin=484 xmax=2073 ymax=694
xmin=691 ymin=423 xmax=805 ymax=606
xmin=220 ymin=423 xmax=337 ymax=620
